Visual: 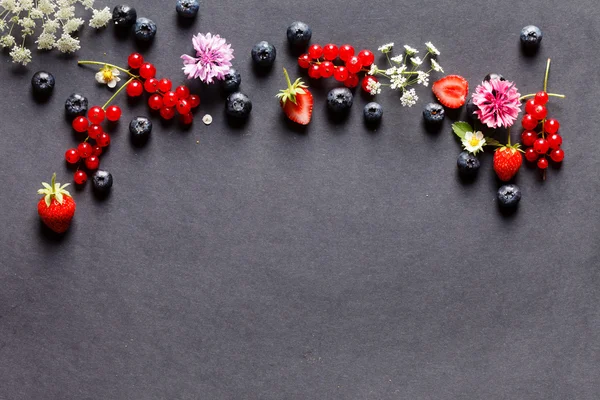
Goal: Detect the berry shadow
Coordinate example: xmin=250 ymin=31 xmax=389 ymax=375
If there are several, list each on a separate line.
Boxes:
xmin=31 ymin=89 xmax=53 ymax=104
xmin=498 ymin=202 xmax=519 ymax=218
xmin=38 ymin=220 xmax=72 ymax=243
xmin=287 ymin=43 xmax=309 ymax=57
xmin=224 ymin=113 xmax=250 ymax=130
xmin=250 ymin=62 xmax=275 ymax=79
xmin=92 ymin=187 xmax=112 ymax=201
xmin=456 ymin=169 xmax=479 ymax=186
xmin=176 ymin=14 xmax=198 ymax=29
xmin=280 ymin=113 xmax=309 ymax=135
xmin=324 ymin=108 xmax=351 ymax=127
xmin=130 ymin=134 xmax=151 ymax=148
xmin=112 ymin=26 xmax=132 ymax=42
xmin=520 ymin=43 xmax=541 ymax=58
xmin=421 ymin=120 xmax=444 ymax=135
xmin=363 ymin=119 xmax=382 ymax=132
xmin=134 ymin=38 xmax=155 ymax=52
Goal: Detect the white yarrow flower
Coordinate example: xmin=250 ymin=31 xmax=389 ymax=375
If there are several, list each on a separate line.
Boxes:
xmin=0 ymin=34 xmax=16 ymax=48
xmin=378 ymin=42 xmax=394 ymax=53
xmin=410 ymin=56 xmax=422 ymax=66
xmin=55 ymin=5 xmax=75 ymax=19
xmin=63 ymin=17 xmax=84 ymax=34
xmin=425 ymin=41 xmax=440 ymax=55
xmin=417 ymin=71 xmax=429 ymax=87
xmin=400 ymin=88 xmax=418 ymax=107
xmin=431 ymin=59 xmax=444 ymax=73
xmin=385 ymin=67 xmax=397 ymax=75
xmin=95 ymin=65 xmax=121 ymax=88
xmin=9 ymin=46 xmax=32 ymax=65
xmin=89 ymin=7 xmax=111 ymax=28
xmin=81 ymin=0 xmax=95 ymax=9
xmin=367 ymin=64 xmax=378 ymax=76
xmin=55 ymin=32 xmax=80 ymax=53
xmin=404 ymin=45 xmax=418 ymax=55
xmin=461 ymin=131 xmax=486 ymax=154
xmin=366 ymin=79 xmax=381 ymax=95
xmin=390 ymin=74 xmax=407 ymax=90
xmin=36 ymin=32 xmax=56 ymax=50
xmin=390 ymin=55 xmax=404 ymax=63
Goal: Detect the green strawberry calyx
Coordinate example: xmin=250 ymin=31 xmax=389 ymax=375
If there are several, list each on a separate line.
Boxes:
xmin=276 ymin=68 xmax=308 ymax=106
xmin=497 ymin=143 xmax=524 ymax=154
xmin=37 ymin=173 xmax=71 ymax=207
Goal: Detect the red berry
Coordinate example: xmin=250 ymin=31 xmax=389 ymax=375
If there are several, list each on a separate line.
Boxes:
xmin=320 ymin=61 xmax=334 ymax=78
xmin=308 ymin=64 xmax=321 ymax=79
xmin=87 ymin=124 xmax=102 ymax=139
xmin=74 ymin=170 xmax=87 ymax=185
xmin=339 ymin=44 xmax=354 ymax=62
xmin=163 ymin=91 xmax=178 ymax=107
xmin=544 ymin=118 xmax=560 ymax=134
xmin=144 ymin=78 xmax=159 ymax=93
xmin=533 ymin=138 xmax=550 ymax=154
xmin=126 ymin=80 xmax=144 ymax=97
xmin=361 ymin=75 xmax=378 ymax=94
xmin=88 ymin=106 xmax=105 ymax=125
xmin=521 ymin=114 xmax=538 ymax=130
xmin=298 ymin=54 xmax=311 ymax=69
xmin=92 ymin=145 xmax=103 ymax=156
xmin=308 ymin=44 xmax=323 ymax=59
xmin=160 ymin=106 xmax=176 ymax=120
xmin=524 ymin=99 xmax=537 ymax=115
xmin=176 ymin=99 xmax=192 ymax=115
xmin=323 ymin=44 xmax=338 ymax=60
xmin=531 ymin=104 xmax=547 ymax=120
xmin=189 ymin=94 xmax=201 ymax=108
xmin=524 ymin=147 xmax=539 ymax=162
xmin=521 ymin=130 xmax=537 ymax=147
xmin=180 ymin=112 xmax=194 ymax=125
xmin=106 ymin=105 xmax=122 ymax=121
xmin=139 ymin=63 xmax=156 ymax=79
xmin=344 ymin=73 xmax=359 ymax=88
xmin=65 ymin=148 xmax=80 ymax=164
xmin=550 ymin=148 xmax=565 ymax=162
xmin=77 ymin=142 xmax=93 ymax=158
xmin=96 ymin=132 xmax=111 ymax=147
xmin=148 ymin=94 xmax=163 ymax=110
xmin=333 ymin=66 xmax=349 ymax=82
xmin=158 ymin=78 xmax=172 ymax=92
xmin=346 ymin=56 xmax=362 ymax=74
xmin=534 ymin=91 xmax=549 ymax=105
xmin=357 ymin=49 xmax=375 ymax=67
xmin=85 ymin=155 xmax=99 ymax=170
xmin=72 ymin=116 xmax=89 ymax=133
xmin=537 ymin=157 xmax=549 ymax=169
xmin=128 ymin=53 xmax=144 ymax=69
xmin=547 ymin=133 xmax=562 ymax=149
xmin=175 ymin=85 xmax=190 ymax=100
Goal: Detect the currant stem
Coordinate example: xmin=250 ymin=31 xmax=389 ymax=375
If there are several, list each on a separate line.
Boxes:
xmin=519 ymin=93 xmax=565 ymax=101
xmin=543 ymin=58 xmax=551 ymax=93
xmin=102 ymin=76 xmax=136 ymax=110
xmin=78 ymin=61 xmax=138 ymax=78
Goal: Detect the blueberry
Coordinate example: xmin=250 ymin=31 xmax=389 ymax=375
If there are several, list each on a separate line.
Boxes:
xmin=134 ymin=17 xmax=157 ymax=42
xmin=484 ymin=73 xmax=505 ymax=82
xmin=251 ymin=41 xmax=276 ymax=68
xmin=31 ymin=71 xmax=55 ymax=97
xmin=176 ymin=0 xmax=199 ymax=18
xmin=520 ymin=25 xmax=542 ymax=49
xmin=221 ymin=68 xmax=241 ymax=93
xmin=327 ymin=87 xmax=353 ymax=113
xmin=112 ymin=5 xmax=137 ymax=29
xmin=497 ymin=184 xmax=522 ymax=208
xmin=225 ymin=92 xmax=252 ymax=119
xmin=466 ymin=98 xmax=478 ymax=121
xmin=65 ymin=93 xmax=89 ymax=120
xmin=286 ymin=21 xmax=312 ymax=48
xmin=129 ymin=116 xmax=152 ymax=143
xmin=92 ymin=170 xmax=113 ymax=195
xmin=422 ymin=103 xmax=445 ymax=124
xmin=457 ymin=151 xmax=481 ymax=177
xmin=363 ymin=102 xmax=383 ymax=124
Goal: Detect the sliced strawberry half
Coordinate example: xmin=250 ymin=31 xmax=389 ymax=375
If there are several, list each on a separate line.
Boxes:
xmin=431 ymin=75 xmax=469 ymax=109
xmin=277 ymin=68 xmax=313 ymax=125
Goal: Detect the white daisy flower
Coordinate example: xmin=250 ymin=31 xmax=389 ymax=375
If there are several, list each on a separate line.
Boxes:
xmin=378 ymin=42 xmax=394 ymax=53
xmin=400 ymin=88 xmax=418 ymax=107
xmin=461 ymin=131 xmax=486 ymax=154
xmin=410 ymin=56 xmax=422 ymax=66
xmin=404 ymin=45 xmax=418 ymax=55
xmin=95 ymin=65 xmax=121 ymax=88
xmin=425 ymin=41 xmax=440 ymax=55
xmin=431 ymin=59 xmax=444 ymax=73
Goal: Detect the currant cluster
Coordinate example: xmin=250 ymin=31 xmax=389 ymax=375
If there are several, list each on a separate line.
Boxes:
xmin=297 ymin=44 xmax=376 ymax=90
xmin=520 ymin=91 xmax=564 ymax=170
xmin=125 ymin=53 xmax=200 ymax=124
xmin=66 ymin=105 xmax=121 ymax=184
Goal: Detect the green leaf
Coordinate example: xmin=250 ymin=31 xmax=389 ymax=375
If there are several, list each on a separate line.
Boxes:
xmin=451 ymin=121 xmax=473 ymax=140
xmin=484 ymin=137 xmax=502 ymax=147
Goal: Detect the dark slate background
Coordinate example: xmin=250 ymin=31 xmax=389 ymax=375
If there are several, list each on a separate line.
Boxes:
xmin=1 ymin=0 xmax=599 ymax=398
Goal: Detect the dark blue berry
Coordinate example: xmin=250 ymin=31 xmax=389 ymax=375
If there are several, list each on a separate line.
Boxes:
xmin=484 ymin=73 xmax=505 ymax=82
xmin=129 ymin=116 xmax=152 ymax=142
xmin=286 ymin=21 xmax=312 ymax=48
xmin=497 ymin=184 xmax=522 ymax=208
xmin=363 ymin=102 xmax=383 ymax=123
xmin=327 ymin=88 xmax=353 ymax=113
xmin=65 ymin=93 xmax=88 ymax=120
xmin=176 ymin=0 xmax=199 ymax=18
xmin=225 ymin=92 xmax=252 ymax=119
xmin=457 ymin=151 xmax=481 ymax=177
xmin=112 ymin=5 xmax=137 ymax=29
xmin=31 ymin=71 xmax=55 ymax=96
xmin=133 ymin=17 xmax=157 ymax=42
xmin=466 ymin=98 xmax=478 ymax=121
xmin=221 ymin=68 xmax=241 ymax=93
xmin=423 ymin=103 xmax=445 ymax=124
xmin=520 ymin=25 xmax=542 ymax=49
xmin=251 ymin=41 xmax=276 ymax=68
xmin=92 ymin=170 xmax=113 ymax=195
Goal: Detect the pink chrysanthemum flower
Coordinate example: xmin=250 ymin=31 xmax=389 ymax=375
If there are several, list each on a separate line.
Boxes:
xmin=472 ymin=79 xmax=521 ymax=128
xmin=181 ymin=33 xmax=234 ymax=84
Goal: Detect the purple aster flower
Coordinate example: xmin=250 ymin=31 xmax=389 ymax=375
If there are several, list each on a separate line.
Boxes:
xmin=472 ymin=79 xmax=521 ymax=129
xmin=181 ymin=33 xmax=234 ymax=84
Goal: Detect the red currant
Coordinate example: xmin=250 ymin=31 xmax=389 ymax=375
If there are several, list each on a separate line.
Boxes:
xmin=158 ymin=78 xmax=172 ymax=92
xmin=180 ymin=112 xmax=194 ymax=125
xmin=547 ymin=133 xmax=563 ymax=149
xmin=87 ymin=124 xmax=102 ymax=139
xmin=533 ymin=138 xmax=550 ymax=154
xmin=189 ymin=94 xmax=201 ymax=108
xmin=550 ymin=148 xmax=565 ymax=162
xmin=524 ymin=147 xmax=539 ymax=162
xmin=126 ymin=80 xmax=144 ymax=97
xmin=534 ymin=91 xmax=549 ymax=105
xmin=148 ymin=94 xmax=164 ymax=110
xmin=72 ymin=116 xmax=89 ymax=133
xmin=139 ymin=63 xmax=156 ymax=79
xmin=308 ymin=64 xmax=321 ymax=79
xmin=521 ymin=114 xmax=538 ymax=130
xmin=537 ymin=157 xmax=549 ymax=169
xmin=65 ymin=148 xmax=80 ymax=164
xmin=92 ymin=145 xmax=103 ymax=156
xmin=333 ymin=66 xmax=349 ymax=82
xmin=74 ymin=170 xmax=87 ymax=185
xmin=128 ymin=53 xmax=144 ymax=69
xmin=361 ymin=75 xmax=378 ymax=93
xmin=77 ymin=142 xmax=93 ymax=158
xmin=106 ymin=105 xmax=122 ymax=122
xmin=175 ymin=85 xmax=190 ymax=100
xmin=298 ymin=54 xmax=310 ymax=69
xmin=144 ymin=78 xmax=159 ymax=93
xmin=160 ymin=106 xmax=176 ymax=120
xmin=96 ymin=132 xmax=111 ymax=147
xmin=176 ymin=99 xmax=192 ymax=115
xmin=320 ymin=61 xmax=334 ymax=78
xmin=308 ymin=44 xmax=323 ymax=59
xmin=357 ymin=49 xmax=375 ymax=67
xmin=85 ymin=155 xmax=100 ymax=170
xmin=524 ymin=99 xmax=537 ymax=115
xmin=344 ymin=73 xmax=359 ymax=88
xmin=323 ymin=44 xmax=338 ymax=60
xmin=339 ymin=44 xmax=354 ymax=62
xmin=531 ymin=104 xmax=547 ymax=120
xmin=87 ymin=106 xmax=105 ymax=125
xmin=163 ymin=91 xmax=178 ymax=107
xmin=346 ymin=56 xmax=362 ymax=74
xmin=521 ymin=130 xmax=537 ymax=147
xmin=544 ymin=118 xmax=560 ymax=134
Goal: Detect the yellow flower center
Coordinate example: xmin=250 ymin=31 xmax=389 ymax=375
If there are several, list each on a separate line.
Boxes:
xmin=469 ymin=136 xmax=480 ymax=147
xmin=102 ymin=68 xmax=114 ymax=82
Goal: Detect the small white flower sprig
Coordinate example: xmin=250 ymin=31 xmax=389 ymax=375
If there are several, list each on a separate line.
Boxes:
xmin=368 ymin=42 xmax=444 ymax=107
xmin=0 ymin=0 xmax=112 ymax=65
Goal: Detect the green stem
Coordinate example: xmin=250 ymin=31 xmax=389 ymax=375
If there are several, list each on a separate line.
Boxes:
xmin=102 ymin=76 xmax=135 ymax=110
xmin=78 ymin=61 xmax=138 ymax=78
xmin=507 ymin=126 xmax=511 ymax=146
xmin=519 ymin=93 xmax=565 ymax=101
xmin=543 ymin=58 xmax=551 ymax=92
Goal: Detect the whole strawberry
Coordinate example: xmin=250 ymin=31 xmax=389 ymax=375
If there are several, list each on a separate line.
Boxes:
xmin=37 ymin=173 xmax=76 ymax=233
xmin=493 ymin=145 xmax=523 ymax=181
xmin=276 ymin=67 xmax=313 ymax=125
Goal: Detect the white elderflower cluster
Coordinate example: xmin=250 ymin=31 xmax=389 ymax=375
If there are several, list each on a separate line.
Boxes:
xmin=0 ymin=0 xmax=110 ymax=65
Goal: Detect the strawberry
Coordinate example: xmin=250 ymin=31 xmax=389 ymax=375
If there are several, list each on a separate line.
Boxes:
xmin=493 ymin=145 xmax=523 ymax=181
xmin=276 ymin=68 xmax=313 ymax=125
xmin=431 ymin=75 xmax=469 ymax=109
xmin=37 ymin=173 xmax=76 ymax=233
